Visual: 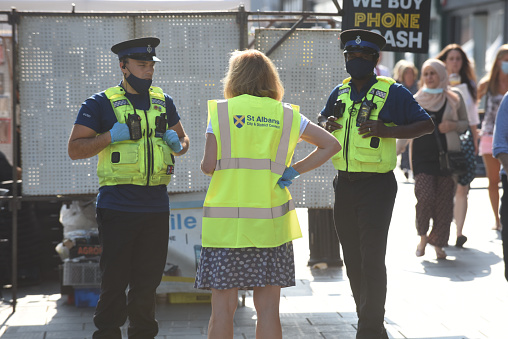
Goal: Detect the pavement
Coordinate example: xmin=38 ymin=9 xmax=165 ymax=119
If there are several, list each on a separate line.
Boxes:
xmin=0 ymin=171 xmax=507 ymax=339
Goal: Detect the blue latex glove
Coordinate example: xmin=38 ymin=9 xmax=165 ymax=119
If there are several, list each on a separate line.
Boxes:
xmin=163 ymin=129 xmax=183 ymax=153
xmin=109 ymin=122 xmax=130 ymax=143
xmin=277 ymin=166 xmax=300 ymax=189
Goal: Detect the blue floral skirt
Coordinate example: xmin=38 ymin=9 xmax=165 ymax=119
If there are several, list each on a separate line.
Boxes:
xmin=194 ymin=242 xmax=295 ymax=290
xmin=457 ymin=129 xmax=477 ymax=186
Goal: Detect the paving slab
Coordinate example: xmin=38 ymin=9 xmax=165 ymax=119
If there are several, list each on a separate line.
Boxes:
xmin=0 ymin=175 xmax=507 ymax=338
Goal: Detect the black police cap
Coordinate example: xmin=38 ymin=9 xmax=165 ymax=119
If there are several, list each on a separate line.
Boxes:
xmin=340 ymin=29 xmax=386 ymax=53
xmin=111 ymin=37 xmax=161 ymax=62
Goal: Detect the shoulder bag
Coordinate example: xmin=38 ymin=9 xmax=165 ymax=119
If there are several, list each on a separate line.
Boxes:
xmin=433 ymin=125 xmax=468 ymax=176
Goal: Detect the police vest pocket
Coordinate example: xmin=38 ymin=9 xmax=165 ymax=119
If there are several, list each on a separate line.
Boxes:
xmin=153 ymin=144 xmax=174 ymax=175
xmin=354 ymin=137 xmax=382 ymax=163
xmin=354 ymin=153 xmax=382 ymax=163
xmin=109 ymin=144 xmax=139 ymax=164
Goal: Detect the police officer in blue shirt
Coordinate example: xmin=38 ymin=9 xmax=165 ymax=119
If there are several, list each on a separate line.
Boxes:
xmin=318 ymin=29 xmax=434 ymax=339
xmin=68 ymin=37 xmax=189 ymax=339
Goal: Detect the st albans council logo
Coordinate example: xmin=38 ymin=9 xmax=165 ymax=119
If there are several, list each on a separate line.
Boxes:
xmin=234 ymin=115 xmax=245 ymax=128
xmin=233 ymin=115 xmax=280 ymax=129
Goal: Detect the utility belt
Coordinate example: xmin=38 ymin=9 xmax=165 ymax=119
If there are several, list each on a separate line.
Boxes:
xmin=337 ymin=170 xmax=382 ymax=181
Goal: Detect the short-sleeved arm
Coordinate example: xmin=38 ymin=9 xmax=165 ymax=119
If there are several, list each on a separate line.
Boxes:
xmin=379 ymin=83 xmax=430 ymax=125
xmin=75 ymin=92 xmax=116 ymax=134
xmin=319 ymin=86 xmax=341 ymax=118
xmin=493 ymin=93 xmax=508 ymax=158
xmin=164 ymin=94 xmax=181 ymax=128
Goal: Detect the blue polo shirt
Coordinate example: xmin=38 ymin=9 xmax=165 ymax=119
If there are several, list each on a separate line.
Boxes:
xmin=320 ymin=76 xmax=429 ymax=125
xmin=493 ymin=92 xmax=508 ymax=176
xmin=75 ymin=84 xmax=180 ymax=212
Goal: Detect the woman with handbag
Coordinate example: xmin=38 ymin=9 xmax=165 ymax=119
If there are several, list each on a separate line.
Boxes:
xmin=412 ymin=59 xmax=469 ymax=259
xmin=477 ymin=44 xmax=508 ymax=231
xmin=437 ymin=44 xmax=479 ymax=247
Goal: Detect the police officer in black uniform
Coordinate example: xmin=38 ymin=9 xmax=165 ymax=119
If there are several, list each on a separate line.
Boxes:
xmin=318 ymin=29 xmax=434 ymax=338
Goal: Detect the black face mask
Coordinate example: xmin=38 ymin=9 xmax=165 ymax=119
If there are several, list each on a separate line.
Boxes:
xmin=346 ymin=58 xmax=376 ymax=80
xmin=125 ymin=69 xmax=152 ymax=95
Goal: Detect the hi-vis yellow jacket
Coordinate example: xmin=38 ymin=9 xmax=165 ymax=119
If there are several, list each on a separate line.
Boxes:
xmin=202 ymin=94 xmax=302 ymax=248
xmin=97 ymin=86 xmax=175 ymax=187
xmin=331 ymin=76 xmax=397 ymax=172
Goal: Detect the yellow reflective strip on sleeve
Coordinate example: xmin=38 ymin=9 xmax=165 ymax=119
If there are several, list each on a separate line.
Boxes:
xmin=203 ymin=200 xmax=295 ymax=219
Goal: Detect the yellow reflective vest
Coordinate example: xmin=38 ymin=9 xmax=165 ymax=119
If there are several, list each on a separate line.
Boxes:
xmin=202 ymin=94 xmax=302 ymax=248
xmin=331 ymin=76 xmax=397 ymax=172
xmin=97 ymin=86 xmax=175 ymax=187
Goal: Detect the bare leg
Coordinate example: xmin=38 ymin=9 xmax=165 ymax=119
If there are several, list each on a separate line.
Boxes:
xmin=416 ymin=235 xmax=427 ymax=257
xmin=454 ymin=184 xmax=469 ymax=237
xmin=253 ymin=285 xmax=282 ymax=339
xmin=208 ymin=288 xmax=238 ymax=339
xmin=483 ymin=154 xmax=501 ymax=229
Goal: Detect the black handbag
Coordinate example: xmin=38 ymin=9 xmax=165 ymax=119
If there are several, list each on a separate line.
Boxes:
xmin=434 ymin=127 xmax=468 ymax=176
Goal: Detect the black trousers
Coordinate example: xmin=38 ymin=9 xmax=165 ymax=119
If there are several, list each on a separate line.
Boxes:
xmin=93 ymin=208 xmax=169 ymax=339
xmin=501 ymin=174 xmax=508 ymax=282
xmin=333 ymin=171 xmax=397 ymax=339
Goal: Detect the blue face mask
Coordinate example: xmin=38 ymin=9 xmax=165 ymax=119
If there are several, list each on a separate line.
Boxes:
xmin=346 ymin=58 xmax=376 ymax=79
xmin=502 ymin=61 xmax=508 ymax=75
xmin=422 ymin=87 xmax=444 ymax=94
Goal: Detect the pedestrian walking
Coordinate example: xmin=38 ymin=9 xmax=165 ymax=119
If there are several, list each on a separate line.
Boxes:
xmin=413 ymin=59 xmax=468 ymax=259
xmin=436 ymin=43 xmax=479 ymax=247
xmin=493 ymin=91 xmax=508 ymax=281
xmin=477 ymin=44 xmax=508 ymax=231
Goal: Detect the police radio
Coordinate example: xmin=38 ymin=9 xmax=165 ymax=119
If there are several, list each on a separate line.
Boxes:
xmin=127 ymin=113 xmax=142 ymax=140
xmin=356 ymin=99 xmax=376 ymax=127
xmin=155 ymin=113 xmax=167 ymax=138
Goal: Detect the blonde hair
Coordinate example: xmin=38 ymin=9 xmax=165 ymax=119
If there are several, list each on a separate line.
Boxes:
xmin=481 ymin=44 xmax=508 ymax=95
xmin=223 ymin=49 xmax=284 ymax=101
xmin=393 ymin=59 xmax=418 ymax=83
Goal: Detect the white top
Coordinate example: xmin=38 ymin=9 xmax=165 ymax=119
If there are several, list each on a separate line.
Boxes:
xmin=454 ymin=83 xmax=480 ymax=126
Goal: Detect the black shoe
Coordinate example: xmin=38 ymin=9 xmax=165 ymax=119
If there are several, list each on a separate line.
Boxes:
xmin=455 ymin=235 xmax=467 ymax=248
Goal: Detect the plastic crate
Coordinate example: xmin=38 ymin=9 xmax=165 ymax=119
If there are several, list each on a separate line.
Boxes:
xmin=74 ymin=288 xmax=100 ymax=307
xmin=62 ymin=261 xmax=101 ymax=286
xmin=168 ymin=292 xmax=211 ymax=304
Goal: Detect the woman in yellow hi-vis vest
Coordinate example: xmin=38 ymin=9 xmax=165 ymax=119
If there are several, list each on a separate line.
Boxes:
xmin=194 ymin=50 xmax=341 ymax=339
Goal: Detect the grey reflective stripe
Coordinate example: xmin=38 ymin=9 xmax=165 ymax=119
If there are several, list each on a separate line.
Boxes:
xmin=217 ymin=100 xmax=231 ymax=159
xmin=203 ymin=199 xmax=295 ymax=219
xmin=215 ymin=101 xmax=294 ymax=175
xmin=274 ymin=103 xmax=294 ymax=166
xmin=216 ymin=158 xmax=286 ymax=176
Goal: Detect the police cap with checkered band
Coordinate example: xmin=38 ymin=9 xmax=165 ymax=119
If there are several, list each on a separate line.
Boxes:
xmin=340 ymin=29 xmax=386 ymax=54
xmin=111 ymin=37 xmax=161 ymax=62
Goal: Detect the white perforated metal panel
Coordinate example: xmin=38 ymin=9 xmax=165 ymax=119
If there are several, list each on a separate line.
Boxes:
xmin=18 ymin=14 xmax=239 ymax=196
xmin=256 ymin=29 xmax=348 ymax=208
xmin=18 ymin=15 xmax=344 ymax=208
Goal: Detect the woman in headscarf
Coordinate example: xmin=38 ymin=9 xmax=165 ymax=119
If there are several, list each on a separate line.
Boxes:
xmin=412 ymin=59 xmax=469 ymax=259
